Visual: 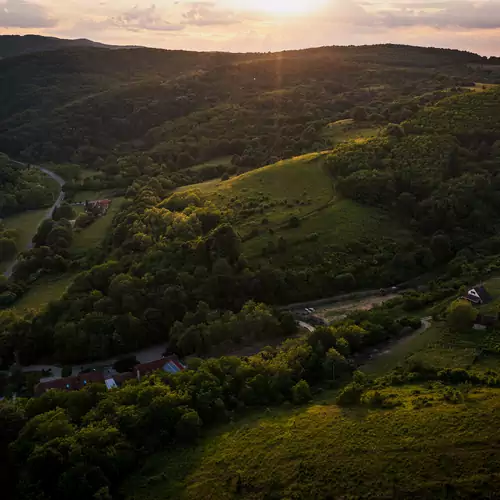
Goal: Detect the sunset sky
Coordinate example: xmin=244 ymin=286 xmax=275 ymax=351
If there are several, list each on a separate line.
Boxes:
xmin=1 ymin=0 xmax=500 ymax=55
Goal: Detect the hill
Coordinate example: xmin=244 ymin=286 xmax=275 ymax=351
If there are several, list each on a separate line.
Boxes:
xmin=0 ymin=34 xmax=110 ymax=59
xmin=0 ymin=43 xmax=499 ymax=180
xmin=126 ymin=386 xmax=500 ymax=499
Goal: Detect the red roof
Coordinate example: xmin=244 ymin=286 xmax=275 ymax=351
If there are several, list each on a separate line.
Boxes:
xmin=35 ymin=371 xmax=105 ymax=396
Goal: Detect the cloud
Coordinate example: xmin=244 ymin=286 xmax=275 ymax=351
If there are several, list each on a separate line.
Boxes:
xmin=0 ymin=0 xmax=56 ymax=28
xmin=182 ymin=1 xmax=250 ymax=26
xmin=109 ymin=4 xmax=184 ymax=32
xmin=373 ymin=0 xmax=500 ymax=30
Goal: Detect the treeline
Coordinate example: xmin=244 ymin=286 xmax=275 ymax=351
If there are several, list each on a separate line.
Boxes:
xmin=0 ymin=307 xmax=417 ymax=500
xmin=0 ymin=44 xmax=494 ymax=176
xmin=327 ymin=88 xmax=500 ymax=272
xmin=0 ymin=154 xmax=58 ymax=218
xmin=0 ymin=176 xmax=424 ymax=365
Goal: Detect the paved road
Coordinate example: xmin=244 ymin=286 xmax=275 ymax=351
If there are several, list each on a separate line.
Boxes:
xmin=3 ymin=163 xmax=65 ymax=278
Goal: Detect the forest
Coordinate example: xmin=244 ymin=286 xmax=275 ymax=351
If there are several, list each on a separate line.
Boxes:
xmin=2 ymin=40 xmax=500 ymax=499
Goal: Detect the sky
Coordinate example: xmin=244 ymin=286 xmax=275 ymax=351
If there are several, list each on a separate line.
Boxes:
xmin=1 ymin=0 xmax=500 ymax=55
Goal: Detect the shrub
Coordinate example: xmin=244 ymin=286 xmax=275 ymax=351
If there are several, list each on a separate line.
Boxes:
xmin=292 ymin=380 xmax=312 ymax=405
xmin=61 ymin=365 xmax=72 ymax=378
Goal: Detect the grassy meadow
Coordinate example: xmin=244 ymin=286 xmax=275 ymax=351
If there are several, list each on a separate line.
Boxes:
xmin=126 ymin=385 xmax=500 ymax=500
xmin=11 ymin=273 xmax=75 ymax=312
xmin=72 ymin=196 xmax=125 ymax=252
xmin=322 ymin=118 xmax=379 ymax=146
xmin=0 ymin=208 xmax=47 ymax=273
xmin=179 ymin=152 xmax=412 ymax=265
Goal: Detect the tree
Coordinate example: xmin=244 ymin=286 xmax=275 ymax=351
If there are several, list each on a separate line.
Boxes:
xmin=291 ymin=380 xmax=312 ymax=405
xmin=351 ymin=106 xmax=367 ymax=122
xmin=0 ymin=238 xmax=17 ymax=262
xmin=431 ymin=234 xmax=453 ymax=264
xmin=447 ymin=299 xmax=477 ymax=333
xmin=53 ymin=203 xmax=75 ymax=221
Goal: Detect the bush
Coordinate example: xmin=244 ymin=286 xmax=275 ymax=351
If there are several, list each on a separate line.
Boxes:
xmin=336 ymin=382 xmax=364 ymax=406
xmin=61 ymin=365 xmax=72 ymax=378
xmin=292 ymin=380 xmax=312 ymax=405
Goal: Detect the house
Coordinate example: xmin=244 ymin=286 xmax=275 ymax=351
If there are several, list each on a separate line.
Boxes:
xmin=34 ymin=356 xmax=186 ymax=396
xmin=35 ymin=370 xmax=105 ymax=396
xmin=135 ymin=356 xmax=186 ymax=381
xmin=464 ymin=285 xmax=492 ymax=305
xmin=85 ymin=199 xmax=112 ymax=216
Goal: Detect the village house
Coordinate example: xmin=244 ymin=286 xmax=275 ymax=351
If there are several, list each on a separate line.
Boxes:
xmin=34 ymin=355 xmax=186 ymax=396
xmin=464 ymin=285 xmax=492 ymax=305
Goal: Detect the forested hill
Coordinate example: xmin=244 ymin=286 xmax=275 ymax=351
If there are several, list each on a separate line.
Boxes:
xmin=0 ymin=34 xmax=112 ymax=59
xmin=0 ymin=43 xmax=499 ymax=174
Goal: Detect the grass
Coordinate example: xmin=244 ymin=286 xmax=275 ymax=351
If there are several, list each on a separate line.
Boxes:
xmin=0 ymin=208 xmax=47 ymax=273
xmin=11 ymin=273 xmax=75 ymax=312
xmin=189 ymin=156 xmax=233 ymax=172
xmin=178 ymin=152 xmax=413 ymax=268
xmin=180 ymin=152 xmax=334 ymax=232
xmin=322 ymin=119 xmax=379 ymax=146
xmin=71 ymin=190 xmax=115 ymax=203
xmin=125 ymin=385 xmax=500 ymax=500
xmin=72 ymin=197 xmax=125 ymax=252
xmin=242 ymin=199 xmax=412 ymax=261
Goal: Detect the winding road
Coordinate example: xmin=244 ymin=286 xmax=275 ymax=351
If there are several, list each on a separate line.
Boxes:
xmin=3 ymin=163 xmax=66 ymax=278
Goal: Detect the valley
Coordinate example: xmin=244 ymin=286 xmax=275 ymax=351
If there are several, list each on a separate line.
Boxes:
xmin=2 ymin=38 xmax=500 ymax=500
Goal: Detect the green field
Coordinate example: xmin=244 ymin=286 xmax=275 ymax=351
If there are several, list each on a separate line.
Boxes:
xmin=11 ymin=273 xmax=75 ymax=312
xmin=322 ymin=118 xmax=379 ymax=146
xmin=0 ymin=208 xmax=47 ymax=272
xmin=178 ymin=151 xmax=413 ymax=267
xmin=126 ymin=385 xmax=500 ymax=499
xmin=71 ymin=190 xmax=116 ymax=203
xmin=189 ymin=156 xmax=233 ymax=172
xmin=72 ymin=197 xmax=125 ymax=252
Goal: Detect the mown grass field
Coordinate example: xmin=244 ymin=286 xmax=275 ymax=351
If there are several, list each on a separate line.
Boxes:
xmin=72 ymin=197 xmax=125 ymax=252
xmin=11 ymin=273 xmax=75 ymax=312
xmin=0 ymin=208 xmax=47 ymax=272
xmin=126 ymin=385 xmax=500 ymax=500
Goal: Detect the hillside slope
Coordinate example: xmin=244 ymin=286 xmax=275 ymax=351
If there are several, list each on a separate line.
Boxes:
xmin=0 ymin=44 xmax=499 ymax=174
xmin=0 ymin=34 xmax=110 ymax=59
xmin=126 ymin=386 xmax=500 ymax=499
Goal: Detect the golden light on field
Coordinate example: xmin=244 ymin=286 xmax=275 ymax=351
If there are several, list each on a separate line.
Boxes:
xmin=242 ymin=0 xmax=327 ymax=15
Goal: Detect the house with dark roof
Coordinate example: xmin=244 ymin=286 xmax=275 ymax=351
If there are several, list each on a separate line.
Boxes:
xmin=464 ymin=285 xmax=492 ymax=305
xmin=34 ymin=356 xmax=186 ymax=396
xmin=34 ymin=371 xmax=105 ymax=396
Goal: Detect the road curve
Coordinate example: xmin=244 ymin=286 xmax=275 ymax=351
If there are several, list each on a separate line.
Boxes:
xmin=3 ymin=163 xmax=65 ymax=278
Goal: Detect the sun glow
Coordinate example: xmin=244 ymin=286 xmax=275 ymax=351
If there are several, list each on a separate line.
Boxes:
xmin=246 ymin=0 xmax=327 ymax=15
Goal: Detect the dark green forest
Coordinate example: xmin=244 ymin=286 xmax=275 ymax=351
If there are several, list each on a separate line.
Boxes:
xmin=2 ymin=41 xmax=500 ymax=500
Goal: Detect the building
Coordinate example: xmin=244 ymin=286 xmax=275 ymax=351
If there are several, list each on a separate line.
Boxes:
xmin=34 ymin=370 xmax=105 ymax=396
xmin=34 ymin=355 xmax=186 ymax=396
xmin=465 ymin=285 xmax=492 ymax=305
xmin=85 ymin=199 xmax=112 ymax=216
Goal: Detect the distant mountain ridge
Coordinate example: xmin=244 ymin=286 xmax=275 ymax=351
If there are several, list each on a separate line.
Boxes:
xmin=0 ymin=34 xmax=113 ymax=59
